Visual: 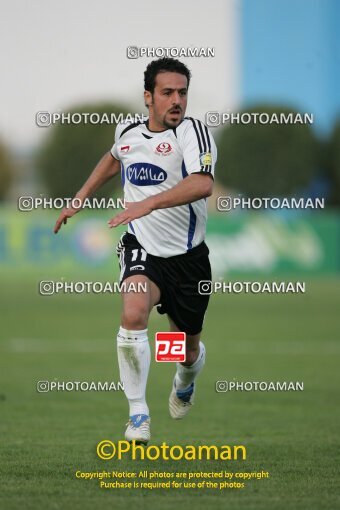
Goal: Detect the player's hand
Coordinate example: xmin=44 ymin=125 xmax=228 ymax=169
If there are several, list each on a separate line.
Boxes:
xmin=107 ymin=200 xmax=153 ymax=228
xmin=54 ymin=206 xmax=81 ymax=234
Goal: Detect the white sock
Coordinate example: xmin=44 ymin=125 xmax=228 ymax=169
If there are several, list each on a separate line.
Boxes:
xmin=175 ymin=341 xmax=206 ymax=390
xmin=117 ymin=326 xmax=150 ymax=417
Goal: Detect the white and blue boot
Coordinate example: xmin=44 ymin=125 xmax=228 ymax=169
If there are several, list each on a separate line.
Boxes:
xmin=169 ymin=380 xmax=195 ymax=419
xmin=125 ymin=414 xmax=151 ymax=444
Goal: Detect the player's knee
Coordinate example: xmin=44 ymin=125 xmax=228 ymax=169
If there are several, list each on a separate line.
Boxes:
xmin=121 ymin=306 xmax=149 ymax=330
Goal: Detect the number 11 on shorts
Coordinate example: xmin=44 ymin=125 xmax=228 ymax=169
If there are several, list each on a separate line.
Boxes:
xmin=155 ymin=332 xmax=186 ymax=362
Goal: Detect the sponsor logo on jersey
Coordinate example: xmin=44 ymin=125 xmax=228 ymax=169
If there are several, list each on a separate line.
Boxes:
xmin=126 ymin=163 xmax=167 ymax=186
xmin=155 ymin=142 xmax=172 ymax=156
xmin=130 ymin=265 xmax=145 ymax=271
xmin=120 ymin=145 xmax=130 ymax=153
xmin=200 ymin=152 xmax=212 ymax=166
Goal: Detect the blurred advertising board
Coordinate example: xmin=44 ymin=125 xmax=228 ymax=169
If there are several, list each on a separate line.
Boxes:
xmin=0 ymin=208 xmax=338 ymax=276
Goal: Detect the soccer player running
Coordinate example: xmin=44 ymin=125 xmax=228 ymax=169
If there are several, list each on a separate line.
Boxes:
xmin=54 ymin=58 xmax=217 ymax=444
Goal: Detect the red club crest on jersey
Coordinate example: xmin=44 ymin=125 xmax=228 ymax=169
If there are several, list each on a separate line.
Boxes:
xmin=155 ymin=142 xmax=172 ymax=155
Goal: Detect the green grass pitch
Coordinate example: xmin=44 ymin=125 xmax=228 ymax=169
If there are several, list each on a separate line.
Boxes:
xmin=0 ymin=277 xmax=339 ymax=510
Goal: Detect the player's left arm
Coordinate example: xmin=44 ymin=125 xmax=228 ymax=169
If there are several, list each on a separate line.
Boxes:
xmin=108 ymin=172 xmax=213 ymax=227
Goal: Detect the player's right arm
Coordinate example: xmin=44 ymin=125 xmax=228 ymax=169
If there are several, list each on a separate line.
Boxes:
xmin=53 ymin=152 xmax=120 ymax=234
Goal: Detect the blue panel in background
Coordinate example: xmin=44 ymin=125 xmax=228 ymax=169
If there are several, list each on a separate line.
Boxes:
xmin=241 ymin=0 xmax=340 ymax=134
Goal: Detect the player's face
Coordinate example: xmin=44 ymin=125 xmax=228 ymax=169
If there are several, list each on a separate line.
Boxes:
xmin=145 ymin=72 xmax=188 ymax=130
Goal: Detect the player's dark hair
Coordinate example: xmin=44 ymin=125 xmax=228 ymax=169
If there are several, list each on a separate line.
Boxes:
xmin=144 ymin=58 xmax=191 ymax=94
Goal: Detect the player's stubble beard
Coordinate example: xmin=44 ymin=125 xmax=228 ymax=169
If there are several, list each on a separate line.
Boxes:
xmin=162 ymin=106 xmax=185 ymax=129
xmin=149 ymin=101 xmax=185 ymax=130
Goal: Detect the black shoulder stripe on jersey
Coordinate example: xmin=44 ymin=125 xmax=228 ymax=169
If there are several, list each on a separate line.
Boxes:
xmin=196 ymin=121 xmax=210 ymax=173
xmin=198 ymin=121 xmax=211 ymax=173
xmin=187 ymin=117 xmax=203 ymax=153
xmin=197 ymin=121 xmax=207 ymax=153
xmin=119 ymin=121 xmax=143 ymax=139
xmin=187 ymin=117 xmax=212 ymax=155
xmin=199 ymin=121 xmax=212 ymax=173
xmin=187 ymin=117 xmax=213 ymax=173
xmin=203 ymin=123 xmax=211 ymax=152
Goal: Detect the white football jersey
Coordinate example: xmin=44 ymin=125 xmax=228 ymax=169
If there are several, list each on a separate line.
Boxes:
xmin=111 ymin=117 xmax=217 ymax=257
